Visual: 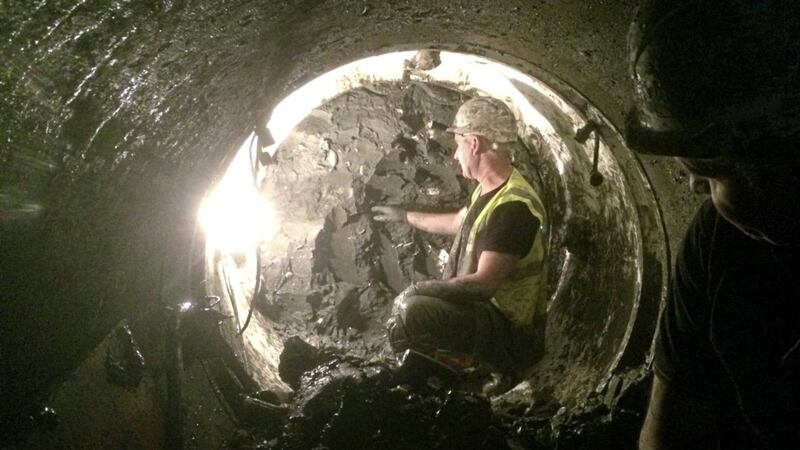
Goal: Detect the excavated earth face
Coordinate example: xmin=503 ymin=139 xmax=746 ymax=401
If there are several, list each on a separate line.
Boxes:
xmin=253 ymin=81 xmax=469 ymax=361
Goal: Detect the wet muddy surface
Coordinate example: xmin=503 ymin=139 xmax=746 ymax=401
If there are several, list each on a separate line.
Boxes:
xmin=226 ymin=338 xmax=647 ymax=449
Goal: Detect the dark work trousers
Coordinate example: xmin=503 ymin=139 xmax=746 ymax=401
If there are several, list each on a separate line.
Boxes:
xmin=387 ymin=294 xmax=544 ymax=377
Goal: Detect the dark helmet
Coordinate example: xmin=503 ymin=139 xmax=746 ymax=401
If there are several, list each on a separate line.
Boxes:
xmin=625 ymin=0 xmax=800 ymax=159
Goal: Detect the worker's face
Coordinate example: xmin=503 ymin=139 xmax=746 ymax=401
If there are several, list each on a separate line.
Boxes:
xmin=677 ymin=157 xmax=799 ymax=246
xmin=453 ymin=133 xmax=478 ymax=179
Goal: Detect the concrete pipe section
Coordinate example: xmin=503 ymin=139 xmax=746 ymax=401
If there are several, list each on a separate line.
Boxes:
xmin=202 ymin=50 xmax=667 ymax=409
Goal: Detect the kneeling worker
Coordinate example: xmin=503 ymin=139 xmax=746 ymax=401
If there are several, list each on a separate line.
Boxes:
xmin=373 ymin=97 xmax=548 ymax=388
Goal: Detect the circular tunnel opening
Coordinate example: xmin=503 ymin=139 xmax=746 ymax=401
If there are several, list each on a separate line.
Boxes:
xmin=199 ymin=50 xmax=667 ymax=408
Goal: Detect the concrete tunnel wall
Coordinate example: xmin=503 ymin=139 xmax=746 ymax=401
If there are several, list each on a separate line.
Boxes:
xmin=204 ymin=50 xmax=669 ymax=406
xmin=0 ymin=0 xmax=704 ymax=420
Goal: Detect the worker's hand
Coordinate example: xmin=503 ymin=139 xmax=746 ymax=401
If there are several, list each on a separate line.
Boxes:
xmin=371 ymin=205 xmax=407 ymax=223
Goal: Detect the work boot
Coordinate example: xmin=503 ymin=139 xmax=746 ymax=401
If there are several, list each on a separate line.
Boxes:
xmin=457 ymin=364 xmax=522 ymax=397
xmin=431 ymin=349 xmax=475 ymax=371
xmin=393 ymin=349 xmax=460 ymax=390
xmin=480 ymin=372 xmax=521 ymax=397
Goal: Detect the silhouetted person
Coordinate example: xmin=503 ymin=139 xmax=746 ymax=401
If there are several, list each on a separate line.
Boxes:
xmin=625 ymin=1 xmax=800 ymax=448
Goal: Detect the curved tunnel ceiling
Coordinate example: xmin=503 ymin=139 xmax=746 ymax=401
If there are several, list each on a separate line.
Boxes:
xmin=1 ymin=0 xmax=702 ymax=421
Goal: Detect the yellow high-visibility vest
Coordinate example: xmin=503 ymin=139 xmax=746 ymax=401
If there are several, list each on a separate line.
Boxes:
xmin=449 ymin=168 xmax=547 ymax=325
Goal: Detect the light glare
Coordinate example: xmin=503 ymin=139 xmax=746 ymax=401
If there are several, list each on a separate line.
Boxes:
xmin=199 ymin=143 xmax=278 ymax=253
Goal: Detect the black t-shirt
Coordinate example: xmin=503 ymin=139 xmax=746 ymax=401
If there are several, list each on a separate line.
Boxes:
xmin=655 ymin=200 xmax=800 ymax=448
xmin=460 ymin=181 xmax=540 ymax=258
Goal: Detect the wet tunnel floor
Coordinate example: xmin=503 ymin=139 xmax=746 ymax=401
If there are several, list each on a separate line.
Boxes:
xmin=229 ymin=340 xmax=647 ymax=449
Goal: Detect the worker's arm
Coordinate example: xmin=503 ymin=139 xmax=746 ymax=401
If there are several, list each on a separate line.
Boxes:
xmin=639 ymin=375 xmax=720 ymax=450
xmin=641 ymin=203 xmax=726 ymax=449
xmin=410 ymin=250 xmax=520 ymax=302
xmin=406 ymin=208 xmax=465 ymax=236
xmin=372 ymin=205 xmax=465 ymax=236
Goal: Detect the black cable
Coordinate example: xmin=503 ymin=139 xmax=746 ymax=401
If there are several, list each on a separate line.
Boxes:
xmin=238 ymin=131 xmax=266 ymax=336
xmin=200 ymin=359 xmax=240 ymax=426
xmin=222 ymin=261 xmax=242 ymax=332
xmin=237 ymin=244 xmax=262 ymax=336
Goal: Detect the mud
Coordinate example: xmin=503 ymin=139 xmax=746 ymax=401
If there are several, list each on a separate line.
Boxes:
xmin=228 ymin=339 xmax=647 ymax=449
xmin=282 ymin=357 xmax=502 ymax=450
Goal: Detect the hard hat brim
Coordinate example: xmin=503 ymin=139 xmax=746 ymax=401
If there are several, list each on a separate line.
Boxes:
xmin=445 ymin=126 xmax=517 ymax=143
xmin=445 ymin=126 xmax=468 ymax=135
xmin=624 ymin=107 xmax=800 ymax=160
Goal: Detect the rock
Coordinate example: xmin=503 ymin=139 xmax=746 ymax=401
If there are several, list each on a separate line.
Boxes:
xmin=278 ymin=337 xmax=333 ymax=390
xmin=378 ymin=232 xmax=404 ymax=293
xmin=335 ymin=288 xmax=367 ymax=332
xmin=406 ymin=50 xmax=441 ymax=71
xmin=282 ymin=354 xmax=508 ymax=450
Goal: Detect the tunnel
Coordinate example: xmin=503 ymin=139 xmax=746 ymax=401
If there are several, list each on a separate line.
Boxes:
xmin=1 ymin=2 xmax=703 ymax=448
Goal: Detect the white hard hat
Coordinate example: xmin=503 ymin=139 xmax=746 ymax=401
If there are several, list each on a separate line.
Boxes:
xmin=447 ymin=97 xmax=518 ymax=143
